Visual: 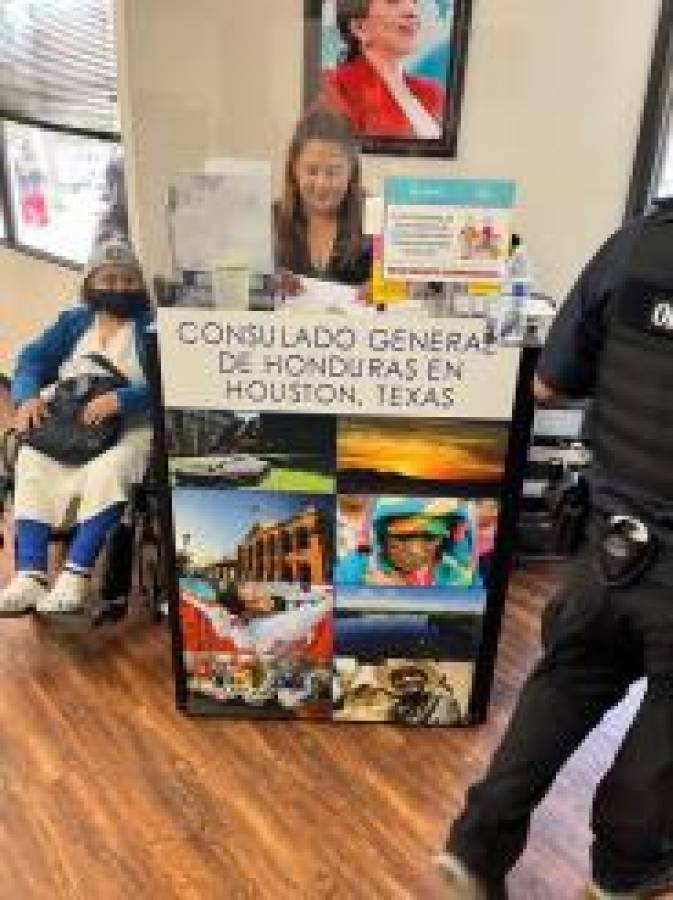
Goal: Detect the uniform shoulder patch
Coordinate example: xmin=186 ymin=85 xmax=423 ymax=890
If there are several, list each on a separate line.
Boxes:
xmin=615 ymin=277 xmax=673 ymax=340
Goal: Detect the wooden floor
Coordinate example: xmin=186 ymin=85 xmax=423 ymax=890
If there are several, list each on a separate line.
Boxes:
xmin=0 ymin=563 xmax=646 ymax=900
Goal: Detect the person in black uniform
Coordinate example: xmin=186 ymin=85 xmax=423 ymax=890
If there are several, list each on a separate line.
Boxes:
xmin=436 ymin=197 xmax=673 ymax=900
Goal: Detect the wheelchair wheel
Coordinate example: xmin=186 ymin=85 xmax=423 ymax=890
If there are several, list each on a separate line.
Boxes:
xmin=148 ymin=530 xmax=169 ymax=621
xmin=90 ymin=523 xmax=133 ymax=627
xmin=134 ymin=504 xmax=167 ymax=622
xmin=143 ymin=554 xmax=167 ymax=622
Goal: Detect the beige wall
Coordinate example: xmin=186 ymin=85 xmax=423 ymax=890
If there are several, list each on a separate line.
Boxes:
xmin=116 ymin=0 xmax=304 ymax=280
xmin=363 ymin=0 xmax=661 ymax=300
xmin=117 ymin=0 xmax=660 ymax=302
xmin=0 ymin=248 xmax=80 ymax=376
xmin=0 ymin=0 xmax=661 ymax=364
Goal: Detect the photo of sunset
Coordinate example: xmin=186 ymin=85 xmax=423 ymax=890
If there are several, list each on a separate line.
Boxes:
xmin=337 ymin=418 xmax=509 ymax=494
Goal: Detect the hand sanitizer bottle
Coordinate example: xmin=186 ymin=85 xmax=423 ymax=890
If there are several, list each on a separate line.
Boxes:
xmin=506 ymin=233 xmax=532 ymax=333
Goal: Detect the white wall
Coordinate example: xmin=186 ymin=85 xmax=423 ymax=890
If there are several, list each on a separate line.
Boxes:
xmin=117 ymin=0 xmax=660 ymax=302
xmin=0 ymin=248 xmax=80 ymax=375
xmin=116 ymin=0 xmax=304 ymax=282
xmin=0 ymin=0 xmax=660 ymax=362
xmin=364 ymin=0 xmax=661 ymax=300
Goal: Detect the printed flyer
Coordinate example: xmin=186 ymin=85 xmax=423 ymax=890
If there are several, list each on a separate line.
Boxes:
xmin=383 ymin=177 xmax=515 ymax=283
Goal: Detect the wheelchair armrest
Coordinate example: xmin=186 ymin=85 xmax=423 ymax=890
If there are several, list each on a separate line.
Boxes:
xmin=127 ymin=476 xmax=165 ymax=519
xmin=0 ymin=473 xmax=13 ymax=510
xmin=1 ymin=428 xmax=19 ymax=475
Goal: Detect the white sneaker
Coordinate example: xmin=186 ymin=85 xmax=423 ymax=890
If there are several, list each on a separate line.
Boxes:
xmin=434 ymin=852 xmax=506 ymax=899
xmin=0 ymin=574 xmax=48 ymax=616
xmin=585 ymin=884 xmax=642 ymax=899
xmin=37 ymin=569 xmax=89 ymax=614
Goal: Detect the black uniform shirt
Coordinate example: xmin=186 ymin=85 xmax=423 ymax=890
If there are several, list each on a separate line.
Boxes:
xmin=536 ymin=198 xmax=673 ymax=522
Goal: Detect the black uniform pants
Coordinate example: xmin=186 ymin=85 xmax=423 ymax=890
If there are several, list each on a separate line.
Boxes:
xmin=448 ymin=541 xmax=673 ymax=892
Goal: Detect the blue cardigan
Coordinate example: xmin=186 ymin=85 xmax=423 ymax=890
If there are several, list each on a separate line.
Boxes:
xmin=11 ymin=306 xmax=154 ymax=419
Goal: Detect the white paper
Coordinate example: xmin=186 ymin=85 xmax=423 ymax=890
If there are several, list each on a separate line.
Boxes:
xmin=279 ymin=276 xmax=364 ymax=315
xmin=204 ymin=157 xmax=271 ymax=178
xmin=170 ymin=167 xmax=273 ymax=274
xmin=383 ymin=203 xmax=510 ymax=283
xmin=363 ymin=195 xmax=384 ymax=236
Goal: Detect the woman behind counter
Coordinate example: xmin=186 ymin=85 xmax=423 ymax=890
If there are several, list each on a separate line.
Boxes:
xmin=0 ymin=239 xmax=153 ymax=618
xmin=275 ymin=106 xmax=371 ymax=289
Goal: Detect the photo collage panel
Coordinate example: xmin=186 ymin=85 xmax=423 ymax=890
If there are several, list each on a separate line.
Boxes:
xmin=167 ymin=406 xmax=509 ymax=724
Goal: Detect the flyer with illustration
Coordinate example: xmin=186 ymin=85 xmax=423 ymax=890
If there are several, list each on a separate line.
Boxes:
xmin=383 ymin=177 xmax=516 ymax=283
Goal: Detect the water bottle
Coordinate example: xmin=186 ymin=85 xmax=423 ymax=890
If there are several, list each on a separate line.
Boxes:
xmin=505 ymin=233 xmax=532 ymax=335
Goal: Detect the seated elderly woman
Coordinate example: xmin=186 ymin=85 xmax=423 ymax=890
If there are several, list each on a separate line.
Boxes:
xmin=0 ymin=239 xmax=154 ymax=616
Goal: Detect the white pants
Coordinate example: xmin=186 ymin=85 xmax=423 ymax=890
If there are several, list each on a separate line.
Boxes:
xmin=14 ymin=427 xmax=152 ymax=527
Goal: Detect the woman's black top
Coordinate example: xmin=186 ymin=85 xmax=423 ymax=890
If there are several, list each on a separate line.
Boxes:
xmin=276 ymin=214 xmax=372 ymax=286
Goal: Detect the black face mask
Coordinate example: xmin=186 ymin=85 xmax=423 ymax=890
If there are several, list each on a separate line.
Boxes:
xmin=87 ymin=289 xmax=149 ymax=318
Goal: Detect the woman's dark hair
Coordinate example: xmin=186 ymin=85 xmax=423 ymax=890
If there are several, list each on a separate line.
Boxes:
xmin=276 ymin=106 xmax=364 ymax=272
xmin=336 ymin=0 xmax=371 ymax=63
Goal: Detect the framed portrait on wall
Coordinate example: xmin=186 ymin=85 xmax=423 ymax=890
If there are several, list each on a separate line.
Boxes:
xmin=303 ymin=0 xmax=473 ymax=158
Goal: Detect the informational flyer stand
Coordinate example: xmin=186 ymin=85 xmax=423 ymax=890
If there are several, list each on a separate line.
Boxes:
xmin=157 ymin=178 xmax=532 ymax=725
xmin=383 ymin=177 xmax=515 ymax=284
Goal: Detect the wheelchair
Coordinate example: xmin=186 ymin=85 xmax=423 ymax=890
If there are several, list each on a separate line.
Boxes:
xmin=0 ymin=375 xmax=168 ymax=628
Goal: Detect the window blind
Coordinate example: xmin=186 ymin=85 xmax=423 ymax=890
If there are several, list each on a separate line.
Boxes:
xmin=0 ymin=0 xmax=118 ymax=135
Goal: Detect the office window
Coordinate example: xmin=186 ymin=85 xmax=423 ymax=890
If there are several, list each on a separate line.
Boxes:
xmin=627 ymin=2 xmax=673 ymax=213
xmin=0 ymin=0 xmax=121 ymax=265
xmin=653 ymin=100 xmax=673 ymax=199
xmin=5 ymin=121 xmax=120 ymax=263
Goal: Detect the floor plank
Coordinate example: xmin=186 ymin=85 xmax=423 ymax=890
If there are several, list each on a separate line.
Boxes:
xmin=0 ymin=563 xmax=647 ymax=899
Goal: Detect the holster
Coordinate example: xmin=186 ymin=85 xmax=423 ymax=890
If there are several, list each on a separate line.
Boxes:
xmin=594 ymin=515 xmax=659 ymax=587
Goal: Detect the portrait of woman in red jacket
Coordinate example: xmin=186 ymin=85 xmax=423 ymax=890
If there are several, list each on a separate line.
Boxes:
xmin=320 ymin=0 xmax=452 ymax=143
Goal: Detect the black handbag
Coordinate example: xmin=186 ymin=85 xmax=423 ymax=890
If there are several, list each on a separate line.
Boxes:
xmin=25 ymin=353 xmax=129 ymax=465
